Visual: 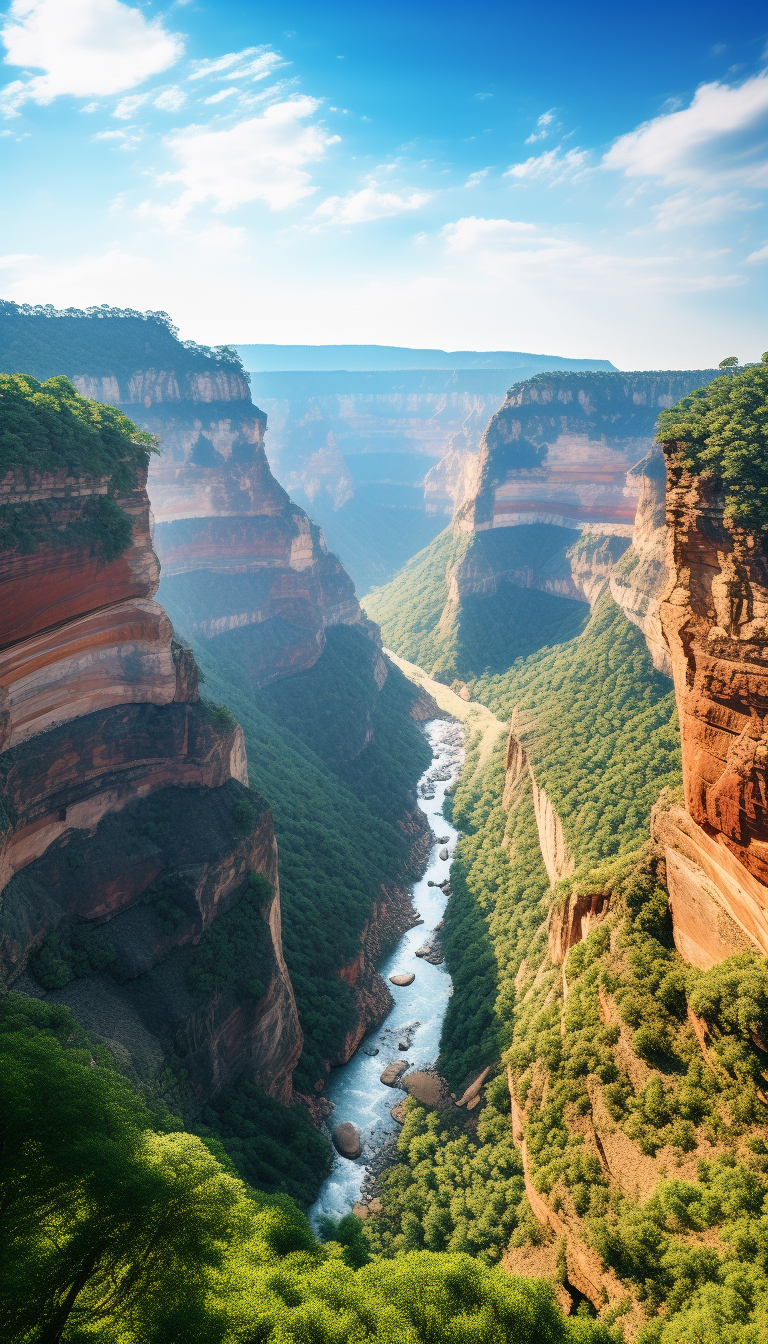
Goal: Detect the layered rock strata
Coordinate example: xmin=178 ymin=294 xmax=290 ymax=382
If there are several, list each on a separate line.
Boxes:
xmin=147 ymin=396 xmax=373 ymax=688
xmin=654 ymin=448 xmax=768 ymax=964
xmin=0 ymin=463 xmax=302 ymax=1105
xmin=456 ymin=370 xmax=718 ymax=534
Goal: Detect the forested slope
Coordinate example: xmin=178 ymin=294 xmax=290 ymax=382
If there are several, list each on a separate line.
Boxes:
xmin=182 ymin=626 xmax=432 ymax=1094
xmin=363 ymin=505 xmax=768 ymax=1339
xmin=364 ymin=525 xmax=590 ymax=682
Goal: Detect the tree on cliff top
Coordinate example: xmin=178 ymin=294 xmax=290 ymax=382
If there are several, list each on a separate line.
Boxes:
xmin=657 ymin=362 xmax=768 ymax=530
xmin=0 ymin=373 xmax=157 ymax=487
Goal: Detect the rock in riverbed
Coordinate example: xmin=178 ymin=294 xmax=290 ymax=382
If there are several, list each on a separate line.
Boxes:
xmin=439 ymin=848 xmax=449 ymax=861
xmin=389 ymin=972 xmax=415 ymax=986
xmin=332 ymin=1122 xmax=362 ymax=1159
xmin=380 ymin=1060 xmax=409 ymax=1087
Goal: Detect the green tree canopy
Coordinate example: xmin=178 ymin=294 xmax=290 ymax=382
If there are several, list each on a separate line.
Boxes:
xmin=0 ymin=373 xmax=157 ymax=486
xmin=657 ymin=363 xmax=768 ymax=529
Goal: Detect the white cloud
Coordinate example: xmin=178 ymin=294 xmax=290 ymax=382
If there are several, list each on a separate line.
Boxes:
xmin=147 ymin=97 xmax=336 ymax=218
xmin=603 ymin=69 xmax=768 ymax=188
xmin=442 ymin=216 xmax=537 ymax=251
xmin=314 ymin=186 xmax=431 ymax=225
xmin=203 ymin=88 xmax=237 ymax=105
xmin=188 ymin=46 xmax=283 ymax=84
xmin=113 ymin=91 xmax=149 ymax=119
xmin=440 ymin=215 xmax=739 ymax=295
xmin=154 ymin=86 xmax=185 ymax=112
xmin=653 ymin=188 xmax=758 ymax=229
xmin=746 ymin=241 xmax=768 ymax=263
xmin=505 ymin=147 xmax=588 ymax=181
xmin=0 ymin=0 xmax=183 ymax=115
xmin=465 ymin=167 xmax=491 ymax=187
xmin=525 ymin=108 xmax=556 ymax=144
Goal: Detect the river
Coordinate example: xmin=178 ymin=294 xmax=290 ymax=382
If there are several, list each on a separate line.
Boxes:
xmin=309 ymin=716 xmax=465 ymax=1225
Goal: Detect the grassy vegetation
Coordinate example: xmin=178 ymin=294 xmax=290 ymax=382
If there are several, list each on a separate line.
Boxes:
xmin=363 ymin=524 xmax=589 ymax=682
xmin=657 ymin=360 xmax=768 ymax=530
xmin=187 ymin=627 xmax=431 ymax=1093
xmin=1 ymin=993 xmax=617 ymax=1344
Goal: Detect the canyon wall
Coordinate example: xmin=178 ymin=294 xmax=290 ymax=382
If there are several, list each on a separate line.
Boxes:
xmin=0 ymin=450 xmax=302 ymax=1106
xmin=456 ymin=370 xmax=718 ymax=534
xmin=653 ymin=446 xmax=768 ymax=967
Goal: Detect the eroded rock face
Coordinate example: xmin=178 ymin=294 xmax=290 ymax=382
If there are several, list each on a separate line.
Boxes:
xmin=0 ymin=464 xmax=302 ymax=1106
xmin=456 ymin=370 xmax=718 ymax=534
xmin=655 ymin=448 xmax=768 ymax=963
xmin=147 ymin=396 xmax=370 ymax=688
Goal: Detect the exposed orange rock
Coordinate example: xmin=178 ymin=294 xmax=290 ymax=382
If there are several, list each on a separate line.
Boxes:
xmin=548 ymin=887 xmax=611 ymax=965
xmin=657 ymin=447 xmax=768 ymax=959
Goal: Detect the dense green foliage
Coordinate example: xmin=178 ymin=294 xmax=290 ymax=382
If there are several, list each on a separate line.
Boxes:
xmin=0 ymin=373 xmax=156 ymax=484
xmin=1 ymin=994 xmax=611 ymax=1344
xmin=0 ymin=493 xmax=134 ymax=560
xmin=186 ymin=874 xmax=273 ymax=1001
xmin=31 ymin=923 xmax=116 ymax=990
xmin=198 ymin=1079 xmax=333 ymax=1208
xmin=657 ymin=362 xmax=768 ymax=529
xmin=176 ymin=627 xmax=431 ymax=1091
xmin=0 ymin=300 xmax=246 ymax=382
xmin=474 ymin=594 xmax=681 ymax=869
xmin=363 ymin=525 xmax=589 ymax=682
xmin=363 ymin=1090 xmax=526 ymax=1263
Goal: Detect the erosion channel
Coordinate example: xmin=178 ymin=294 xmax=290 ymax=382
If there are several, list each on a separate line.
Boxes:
xmin=310 ymin=717 xmax=465 ymax=1224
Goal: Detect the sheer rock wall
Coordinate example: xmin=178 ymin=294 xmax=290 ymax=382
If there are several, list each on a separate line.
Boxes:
xmin=0 ymin=464 xmax=302 ymax=1105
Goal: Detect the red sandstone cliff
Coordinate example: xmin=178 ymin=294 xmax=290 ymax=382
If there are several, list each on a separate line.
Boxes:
xmin=0 ymin=460 xmax=302 ymax=1105
xmin=653 ymin=447 xmax=768 ymax=966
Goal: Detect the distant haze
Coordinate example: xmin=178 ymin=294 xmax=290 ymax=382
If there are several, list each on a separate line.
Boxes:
xmin=235 ymin=345 xmax=617 ymax=373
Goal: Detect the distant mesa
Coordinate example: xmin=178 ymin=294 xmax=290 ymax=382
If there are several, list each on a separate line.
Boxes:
xmin=234 ymin=343 xmax=617 ymax=373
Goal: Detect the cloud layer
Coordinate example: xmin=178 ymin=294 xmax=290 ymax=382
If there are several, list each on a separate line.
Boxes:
xmin=1 ymin=0 xmax=183 ymax=114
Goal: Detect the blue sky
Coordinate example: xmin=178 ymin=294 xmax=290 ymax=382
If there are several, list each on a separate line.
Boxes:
xmin=1 ymin=0 xmax=767 ymax=367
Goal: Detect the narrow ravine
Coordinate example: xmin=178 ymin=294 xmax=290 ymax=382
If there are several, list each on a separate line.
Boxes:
xmin=309 ymin=717 xmax=465 ymax=1225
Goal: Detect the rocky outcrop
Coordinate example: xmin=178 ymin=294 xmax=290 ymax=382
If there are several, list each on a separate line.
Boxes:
xmin=653 ymin=444 xmax=768 ymax=965
xmin=503 ymin=712 xmax=574 ymax=885
xmin=659 ymin=451 xmax=768 ymax=886
xmin=147 ymin=393 xmax=373 ymax=689
xmin=456 ymin=370 xmax=718 ymax=534
xmin=0 ymin=458 xmax=302 ymax=1106
xmin=331 ymin=885 xmax=419 ymax=1071
xmin=548 ymin=887 xmax=611 ymax=965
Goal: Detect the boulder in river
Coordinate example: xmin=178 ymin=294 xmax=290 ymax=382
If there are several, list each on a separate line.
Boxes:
xmin=332 ymin=1122 xmax=362 ymax=1159
xmin=390 ymin=1100 xmax=408 ymax=1124
xmin=439 ymin=847 xmax=449 ymax=861
xmin=380 ymin=1060 xmax=409 ymax=1086
xmin=363 ymin=1047 xmax=379 ymax=1056
xmin=389 ymin=972 xmax=415 ymax=986
xmin=437 ymin=835 xmax=450 ymax=844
